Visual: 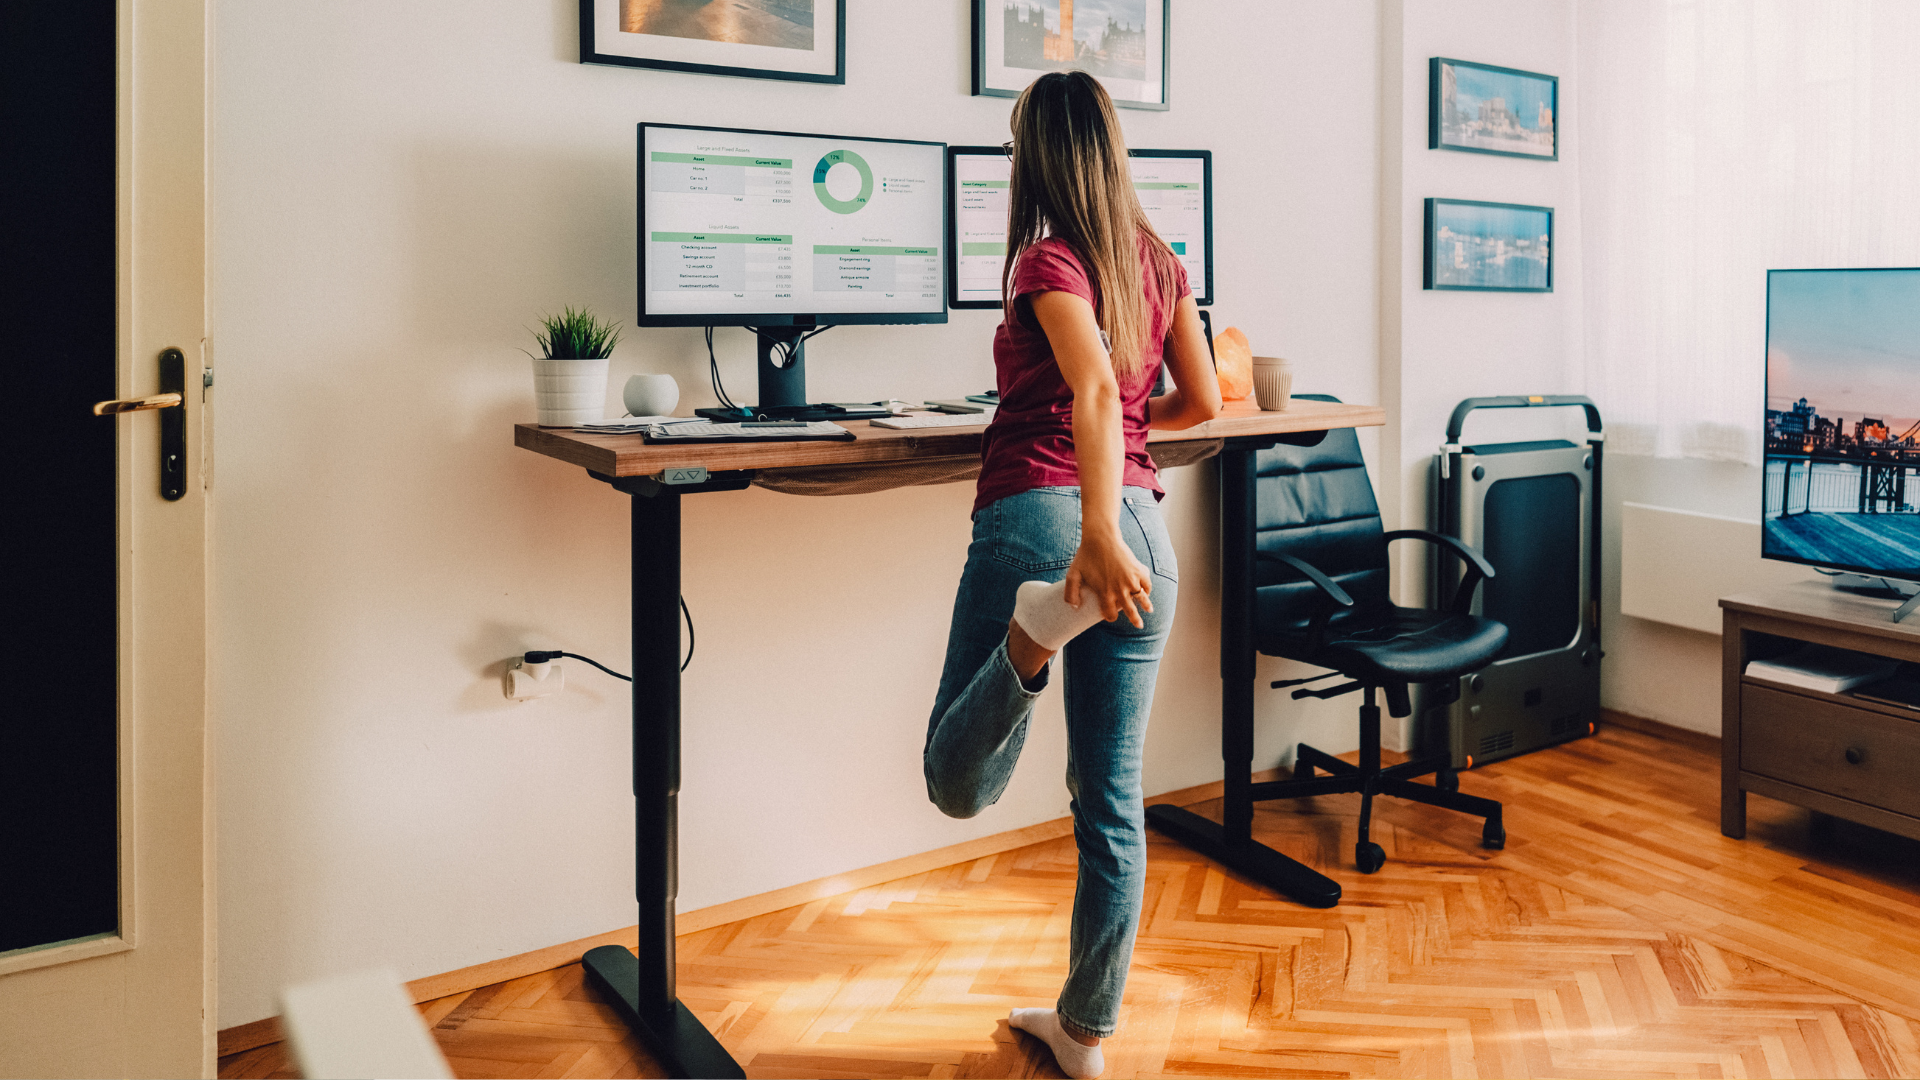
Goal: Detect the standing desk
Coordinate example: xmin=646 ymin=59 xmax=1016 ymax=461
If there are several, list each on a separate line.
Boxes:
xmin=513 ymin=397 xmax=1384 ymax=1079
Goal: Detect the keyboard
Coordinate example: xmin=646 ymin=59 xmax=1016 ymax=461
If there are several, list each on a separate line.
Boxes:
xmin=871 ymin=412 xmax=995 ymax=430
xmin=641 ymin=420 xmax=854 ymax=443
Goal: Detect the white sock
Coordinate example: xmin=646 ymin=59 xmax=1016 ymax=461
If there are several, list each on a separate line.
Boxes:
xmin=1010 ymin=1008 xmax=1104 ymax=1079
xmin=1012 ymin=580 xmax=1105 ymax=652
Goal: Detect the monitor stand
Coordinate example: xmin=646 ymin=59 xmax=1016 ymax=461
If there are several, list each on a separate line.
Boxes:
xmin=1829 ymin=571 xmax=1920 ymax=623
xmin=694 ymin=326 xmax=890 ymax=423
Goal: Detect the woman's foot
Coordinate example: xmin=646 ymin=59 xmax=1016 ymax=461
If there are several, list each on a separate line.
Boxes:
xmin=1010 ymin=1008 xmax=1103 ymax=1079
xmin=1012 ymin=579 xmax=1105 ymax=652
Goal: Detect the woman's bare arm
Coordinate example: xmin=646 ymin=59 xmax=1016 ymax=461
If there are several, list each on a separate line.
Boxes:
xmin=1148 ymin=296 xmax=1223 ymax=430
xmin=1030 ymin=290 xmax=1155 ymax=628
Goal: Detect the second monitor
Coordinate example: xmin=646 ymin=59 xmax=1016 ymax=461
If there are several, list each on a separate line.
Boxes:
xmin=640 ymin=122 xmax=948 ymax=421
xmin=947 ymin=146 xmax=1213 ymax=309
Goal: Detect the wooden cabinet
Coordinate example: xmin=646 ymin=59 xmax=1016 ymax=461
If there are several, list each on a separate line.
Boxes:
xmin=1721 ymin=582 xmax=1920 ymax=842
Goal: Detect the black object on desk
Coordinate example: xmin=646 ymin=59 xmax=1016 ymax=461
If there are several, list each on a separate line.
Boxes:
xmin=1145 ymin=397 xmax=1509 ymax=903
xmin=691 ymin=326 xmax=891 ymax=422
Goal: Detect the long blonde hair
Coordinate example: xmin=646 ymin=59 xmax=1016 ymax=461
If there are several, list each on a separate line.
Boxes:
xmin=1002 ymin=70 xmax=1180 ymax=380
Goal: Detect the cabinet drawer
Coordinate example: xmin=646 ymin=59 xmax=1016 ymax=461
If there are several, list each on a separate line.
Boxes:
xmin=1741 ymin=684 xmax=1920 ymax=818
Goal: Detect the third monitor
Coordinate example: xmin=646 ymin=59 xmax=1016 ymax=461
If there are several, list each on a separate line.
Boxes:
xmin=947 ymin=146 xmax=1213 ymax=310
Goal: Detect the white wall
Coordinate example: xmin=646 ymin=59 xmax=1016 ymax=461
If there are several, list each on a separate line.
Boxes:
xmin=1380 ymin=0 xmax=1586 ymax=549
xmin=1373 ymin=0 xmax=1586 ymax=745
xmin=210 ymin=0 xmax=1385 ymax=1026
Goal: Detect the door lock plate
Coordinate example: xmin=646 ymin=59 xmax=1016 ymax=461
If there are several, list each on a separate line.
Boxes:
xmin=158 ymin=349 xmax=187 ymax=500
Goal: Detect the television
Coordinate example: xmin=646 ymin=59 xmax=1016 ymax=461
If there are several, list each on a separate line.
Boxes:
xmin=1763 ymin=268 xmax=1920 ymax=584
xmin=638 ymin=122 xmax=948 ymax=420
xmin=945 ymin=146 xmax=1213 ymax=310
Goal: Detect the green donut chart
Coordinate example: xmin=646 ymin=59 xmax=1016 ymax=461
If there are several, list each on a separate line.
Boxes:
xmin=812 ymin=149 xmax=873 ymax=214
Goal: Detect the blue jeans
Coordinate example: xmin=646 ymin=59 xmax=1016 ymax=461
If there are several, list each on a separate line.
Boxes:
xmin=924 ymin=485 xmax=1179 ymax=1039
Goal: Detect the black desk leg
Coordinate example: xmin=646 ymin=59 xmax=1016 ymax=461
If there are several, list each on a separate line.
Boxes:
xmin=1145 ymin=442 xmax=1342 ymax=909
xmin=580 ymin=487 xmax=746 ymax=1080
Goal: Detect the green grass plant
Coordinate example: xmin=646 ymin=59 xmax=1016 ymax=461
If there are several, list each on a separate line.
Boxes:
xmin=528 ymin=306 xmax=623 ymax=359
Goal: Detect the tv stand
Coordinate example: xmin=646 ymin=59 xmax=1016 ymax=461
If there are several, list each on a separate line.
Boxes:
xmin=694 ymin=325 xmax=889 ymax=423
xmin=1721 ymin=581 xmax=1920 ymax=844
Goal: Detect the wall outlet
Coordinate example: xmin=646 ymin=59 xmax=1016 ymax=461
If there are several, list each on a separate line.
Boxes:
xmin=506 ymin=659 xmax=564 ymax=701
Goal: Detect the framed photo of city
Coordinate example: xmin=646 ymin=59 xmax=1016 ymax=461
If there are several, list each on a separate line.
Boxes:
xmin=1423 ymin=199 xmax=1552 ymax=292
xmin=1763 ymin=268 xmax=1920 ymax=580
xmin=579 ymin=0 xmax=844 ymax=84
xmin=1429 ymin=58 xmax=1557 ymax=160
xmin=974 ymin=0 xmax=1169 ymax=111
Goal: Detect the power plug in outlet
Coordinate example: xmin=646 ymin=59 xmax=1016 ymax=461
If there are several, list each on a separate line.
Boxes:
xmin=506 ymin=658 xmax=565 ymax=701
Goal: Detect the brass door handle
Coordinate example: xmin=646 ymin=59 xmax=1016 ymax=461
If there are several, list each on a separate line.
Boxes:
xmin=93 ymin=392 xmax=183 ymax=415
xmin=96 ymin=348 xmax=190 ymax=500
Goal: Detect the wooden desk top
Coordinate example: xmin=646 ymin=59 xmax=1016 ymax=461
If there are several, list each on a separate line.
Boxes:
xmin=513 ymin=398 xmax=1384 ymax=478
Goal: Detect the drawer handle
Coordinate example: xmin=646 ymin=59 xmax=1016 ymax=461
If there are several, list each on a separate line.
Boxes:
xmin=1845 ymin=746 xmax=1866 ymax=765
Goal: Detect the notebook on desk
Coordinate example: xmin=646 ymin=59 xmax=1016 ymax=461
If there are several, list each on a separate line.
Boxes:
xmin=639 ymin=420 xmax=855 ymax=444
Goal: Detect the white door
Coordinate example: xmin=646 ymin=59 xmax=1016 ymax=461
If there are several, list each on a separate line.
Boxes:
xmin=0 ymin=3 xmax=212 ymax=1076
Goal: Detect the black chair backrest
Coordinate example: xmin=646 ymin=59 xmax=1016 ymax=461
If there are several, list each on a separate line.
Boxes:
xmin=1254 ymin=396 xmax=1392 ymax=633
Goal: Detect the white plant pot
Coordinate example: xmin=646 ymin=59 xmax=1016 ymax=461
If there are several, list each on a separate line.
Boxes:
xmin=531 ymin=357 xmax=609 ymax=426
xmin=623 ymin=373 xmax=680 ymax=418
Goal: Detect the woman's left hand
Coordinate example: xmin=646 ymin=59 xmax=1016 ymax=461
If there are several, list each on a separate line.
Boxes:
xmin=1064 ymin=530 xmax=1154 ymax=628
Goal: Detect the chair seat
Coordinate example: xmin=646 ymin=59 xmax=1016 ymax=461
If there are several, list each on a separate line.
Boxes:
xmin=1261 ymin=605 xmax=1509 ymax=684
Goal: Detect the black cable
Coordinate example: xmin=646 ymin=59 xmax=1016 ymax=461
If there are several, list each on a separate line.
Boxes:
xmin=680 ymin=594 xmax=695 ymax=672
xmin=705 ymin=326 xmax=738 ymax=411
xmin=525 ymin=595 xmax=696 ymax=677
xmin=744 ymin=324 xmax=830 ymax=370
xmin=555 ymin=651 xmax=630 ymax=681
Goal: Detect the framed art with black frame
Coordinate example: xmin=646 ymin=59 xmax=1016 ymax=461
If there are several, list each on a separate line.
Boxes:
xmin=1424 ymin=198 xmax=1553 ymax=293
xmin=1429 ymin=57 xmax=1557 ymax=160
xmin=973 ymin=0 xmax=1168 ymax=111
xmin=580 ymin=0 xmax=844 ymax=84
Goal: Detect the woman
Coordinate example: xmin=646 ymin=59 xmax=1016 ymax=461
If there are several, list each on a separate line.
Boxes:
xmin=922 ymin=70 xmax=1222 ymax=1079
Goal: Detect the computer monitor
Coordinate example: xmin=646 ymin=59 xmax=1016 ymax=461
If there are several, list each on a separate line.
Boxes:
xmin=639 ymin=123 xmax=948 ymax=419
xmin=946 ymin=146 xmax=1213 ymax=310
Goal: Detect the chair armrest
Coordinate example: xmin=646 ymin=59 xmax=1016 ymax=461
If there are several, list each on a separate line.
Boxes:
xmin=1382 ymin=530 xmax=1495 ymax=579
xmin=1255 ymin=551 xmax=1355 ymax=607
xmin=1382 ymin=529 xmax=1493 ymax=613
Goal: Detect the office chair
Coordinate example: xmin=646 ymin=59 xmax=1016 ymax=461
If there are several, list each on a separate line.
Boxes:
xmin=1146 ymin=397 xmax=1509 ymax=908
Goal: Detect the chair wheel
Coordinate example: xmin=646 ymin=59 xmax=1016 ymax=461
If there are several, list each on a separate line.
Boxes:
xmin=1355 ymin=841 xmax=1385 ymax=873
xmin=1436 ymin=769 xmax=1459 ymax=793
xmin=1482 ymin=821 xmax=1506 ymax=850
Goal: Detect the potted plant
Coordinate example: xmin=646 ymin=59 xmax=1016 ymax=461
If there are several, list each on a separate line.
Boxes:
xmin=527 ymin=306 xmax=622 ymax=427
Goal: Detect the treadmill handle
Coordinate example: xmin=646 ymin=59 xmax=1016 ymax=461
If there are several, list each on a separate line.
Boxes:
xmin=1445 ymin=395 xmax=1603 ymax=443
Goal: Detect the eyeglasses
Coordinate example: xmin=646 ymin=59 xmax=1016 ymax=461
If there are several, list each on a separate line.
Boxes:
xmin=1000 ymin=140 xmax=1014 ymax=159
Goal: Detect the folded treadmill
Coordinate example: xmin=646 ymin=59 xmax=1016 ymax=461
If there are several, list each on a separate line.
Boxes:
xmin=1430 ymin=396 xmax=1604 ymax=767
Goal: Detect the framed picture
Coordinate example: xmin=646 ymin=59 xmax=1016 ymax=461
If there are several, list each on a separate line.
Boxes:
xmin=973 ymin=0 xmax=1168 ymax=111
xmin=1424 ymin=199 xmax=1553 ymax=292
xmin=1429 ymin=58 xmax=1557 ymax=160
xmin=580 ymin=0 xmax=844 ymax=84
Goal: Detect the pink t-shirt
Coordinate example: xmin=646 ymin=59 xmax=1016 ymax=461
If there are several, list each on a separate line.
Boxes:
xmin=974 ymin=235 xmax=1191 ymax=514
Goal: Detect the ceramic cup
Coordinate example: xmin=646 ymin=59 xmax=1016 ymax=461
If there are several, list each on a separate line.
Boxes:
xmin=1252 ymin=356 xmax=1294 ymax=411
xmin=622 ymin=373 xmax=680 ymax=418
xmin=532 ymin=357 xmax=609 ymax=426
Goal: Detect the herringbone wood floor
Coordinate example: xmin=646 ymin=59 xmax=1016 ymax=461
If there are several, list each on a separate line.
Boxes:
xmin=221 ymin=722 xmax=1920 ymax=1079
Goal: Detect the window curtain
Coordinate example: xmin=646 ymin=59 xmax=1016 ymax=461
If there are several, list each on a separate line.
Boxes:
xmin=1577 ymin=0 xmax=1920 ymax=463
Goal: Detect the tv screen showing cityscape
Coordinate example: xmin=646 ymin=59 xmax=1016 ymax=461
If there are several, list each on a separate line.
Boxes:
xmin=1764 ymin=268 xmax=1920 ymax=579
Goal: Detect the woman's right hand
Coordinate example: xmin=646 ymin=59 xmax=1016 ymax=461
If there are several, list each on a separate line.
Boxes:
xmin=1064 ymin=530 xmax=1154 ymax=629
